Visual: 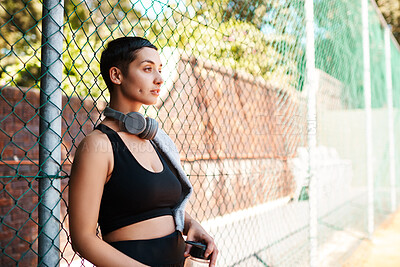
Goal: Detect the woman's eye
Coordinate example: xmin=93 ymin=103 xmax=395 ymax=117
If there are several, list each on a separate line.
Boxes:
xmin=144 ymin=67 xmax=152 ymax=72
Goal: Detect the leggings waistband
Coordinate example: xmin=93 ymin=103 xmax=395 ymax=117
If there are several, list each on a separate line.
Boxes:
xmin=108 ymin=230 xmax=186 ymax=267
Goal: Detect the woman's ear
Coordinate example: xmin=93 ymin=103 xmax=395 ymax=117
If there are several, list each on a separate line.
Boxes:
xmin=109 ymin=66 xmax=122 ymax=85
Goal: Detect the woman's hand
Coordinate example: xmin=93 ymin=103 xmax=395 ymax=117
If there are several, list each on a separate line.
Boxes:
xmin=184 ymin=213 xmax=218 ymax=267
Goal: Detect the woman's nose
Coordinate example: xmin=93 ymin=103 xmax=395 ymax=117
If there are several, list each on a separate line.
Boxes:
xmin=155 ymin=72 xmax=164 ymax=85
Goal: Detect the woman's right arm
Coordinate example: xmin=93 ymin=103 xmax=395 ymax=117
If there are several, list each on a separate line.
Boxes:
xmin=68 ymin=133 xmax=148 ymax=267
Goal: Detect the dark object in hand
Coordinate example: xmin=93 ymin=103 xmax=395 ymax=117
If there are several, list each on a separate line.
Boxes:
xmin=185 ymin=240 xmax=211 ymax=260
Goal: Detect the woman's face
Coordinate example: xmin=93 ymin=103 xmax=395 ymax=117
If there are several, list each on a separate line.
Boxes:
xmin=118 ymin=47 xmax=163 ymax=106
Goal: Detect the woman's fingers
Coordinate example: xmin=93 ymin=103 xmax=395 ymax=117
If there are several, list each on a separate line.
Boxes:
xmin=207 ymin=242 xmax=218 ymax=267
xmin=184 ymin=223 xmax=218 ymax=266
xmin=184 ymin=243 xmax=192 ymax=258
xmin=203 ymin=236 xmax=218 ymax=267
xmin=204 ymin=236 xmax=215 ymax=258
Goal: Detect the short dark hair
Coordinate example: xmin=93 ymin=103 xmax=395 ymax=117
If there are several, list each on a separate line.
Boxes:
xmin=100 ymin=36 xmax=157 ymax=91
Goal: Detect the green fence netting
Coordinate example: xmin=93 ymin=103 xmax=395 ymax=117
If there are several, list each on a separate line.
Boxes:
xmin=1 ymin=0 xmax=400 ymax=266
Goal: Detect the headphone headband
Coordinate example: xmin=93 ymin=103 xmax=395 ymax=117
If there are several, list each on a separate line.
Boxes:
xmin=104 ymin=107 xmax=126 ymax=122
xmin=103 ymin=107 xmax=158 ymax=140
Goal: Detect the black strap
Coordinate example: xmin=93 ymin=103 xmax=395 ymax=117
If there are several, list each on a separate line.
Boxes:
xmin=95 ymin=124 xmax=115 ymax=134
xmin=94 ymin=124 xmax=123 ymax=153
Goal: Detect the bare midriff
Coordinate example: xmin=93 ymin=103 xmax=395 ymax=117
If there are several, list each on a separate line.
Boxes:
xmin=102 ymin=215 xmax=176 ymax=242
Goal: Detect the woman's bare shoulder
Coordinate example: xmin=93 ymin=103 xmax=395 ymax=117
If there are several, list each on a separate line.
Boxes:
xmin=76 ymin=129 xmax=112 ymax=154
xmin=70 ymin=129 xmax=113 ymax=183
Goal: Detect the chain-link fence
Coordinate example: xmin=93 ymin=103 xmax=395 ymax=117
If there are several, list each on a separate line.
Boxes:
xmin=1 ymin=0 xmax=399 ymax=266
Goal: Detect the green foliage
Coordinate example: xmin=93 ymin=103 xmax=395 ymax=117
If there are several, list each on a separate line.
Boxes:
xmin=0 ymin=1 xmax=42 ymax=57
xmin=167 ymin=0 xmax=306 ymax=91
xmin=8 ymin=0 xmax=388 ymax=97
xmin=191 ymin=0 xmax=272 ymax=29
xmin=0 ymin=53 xmax=41 ymax=89
xmin=62 ymin=30 xmax=106 ymax=99
xmin=0 ymin=0 xmax=174 ymax=97
xmin=376 ymin=0 xmax=400 ymax=44
xmin=0 ymin=1 xmax=42 ymax=89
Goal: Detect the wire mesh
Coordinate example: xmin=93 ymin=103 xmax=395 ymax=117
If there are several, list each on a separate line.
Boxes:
xmin=0 ymin=0 xmax=400 ymax=266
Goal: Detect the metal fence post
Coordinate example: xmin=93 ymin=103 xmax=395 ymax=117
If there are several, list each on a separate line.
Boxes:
xmin=305 ymin=0 xmax=318 ymax=266
xmin=362 ymin=0 xmax=374 ymax=237
xmin=38 ymin=0 xmax=64 ymax=266
xmin=384 ymin=25 xmax=396 ymax=212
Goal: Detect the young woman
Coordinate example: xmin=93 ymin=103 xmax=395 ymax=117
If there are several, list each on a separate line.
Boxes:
xmin=68 ymin=37 xmax=218 ymax=267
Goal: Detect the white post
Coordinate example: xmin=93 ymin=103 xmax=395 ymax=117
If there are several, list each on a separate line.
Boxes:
xmin=362 ymin=0 xmax=374 ymax=237
xmin=385 ymin=26 xmax=396 ymax=212
xmin=305 ymin=0 xmax=318 ymax=266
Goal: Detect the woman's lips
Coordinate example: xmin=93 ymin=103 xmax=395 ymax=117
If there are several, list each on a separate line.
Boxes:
xmin=150 ymin=89 xmax=160 ymax=96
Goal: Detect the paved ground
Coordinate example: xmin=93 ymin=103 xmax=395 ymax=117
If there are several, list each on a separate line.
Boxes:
xmin=343 ymin=208 xmax=400 ymax=267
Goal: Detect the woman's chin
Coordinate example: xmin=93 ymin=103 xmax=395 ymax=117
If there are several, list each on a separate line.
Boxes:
xmin=142 ymin=98 xmax=158 ymax=106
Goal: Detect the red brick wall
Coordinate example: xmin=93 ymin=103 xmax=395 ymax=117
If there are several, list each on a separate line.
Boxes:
xmin=0 ymin=86 xmax=104 ymax=266
xmin=157 ymin=56 xmax=304 ymax=161
xmin=0 ymin=56 xmax=306 ymax=265
xmin=157 ymin=56 xmax=305 ymax=220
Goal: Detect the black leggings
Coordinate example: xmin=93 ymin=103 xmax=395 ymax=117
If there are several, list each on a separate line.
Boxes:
xmin=108 ymin=230 xmax=186 ymax=267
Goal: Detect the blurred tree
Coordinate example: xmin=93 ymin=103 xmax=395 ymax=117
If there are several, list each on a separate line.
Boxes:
xmin=0 ymin=1 xmax=42 ymax=87
xmin=167 ymin=0 xmax=305 ymax=90
xmin=375 ymin=0 xmax=400 ymax=43
xmin=0 ymin=0 xmax=160 ymax=97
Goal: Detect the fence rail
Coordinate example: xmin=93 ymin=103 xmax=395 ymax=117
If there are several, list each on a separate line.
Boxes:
xmin=1 ymin=0 xmax=399 ymax=266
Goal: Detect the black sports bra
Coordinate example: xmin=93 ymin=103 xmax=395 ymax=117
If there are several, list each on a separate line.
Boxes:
xmin=95 ymin=124 xmax=182 ymax=236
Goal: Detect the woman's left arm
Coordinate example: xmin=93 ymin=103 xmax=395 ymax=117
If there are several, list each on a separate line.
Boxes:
xmin=183 ymin=212 xmax=219 ymax=267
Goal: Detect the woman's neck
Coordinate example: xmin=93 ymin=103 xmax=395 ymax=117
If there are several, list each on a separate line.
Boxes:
xmin=109 ymin=95 xmax=142 ymax=113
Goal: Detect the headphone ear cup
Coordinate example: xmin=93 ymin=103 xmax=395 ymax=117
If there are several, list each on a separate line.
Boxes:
xmin=138 ymin=117 xmax=158 ymax=140
xmin=124 ymin=112 xmax=147 ymax=135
